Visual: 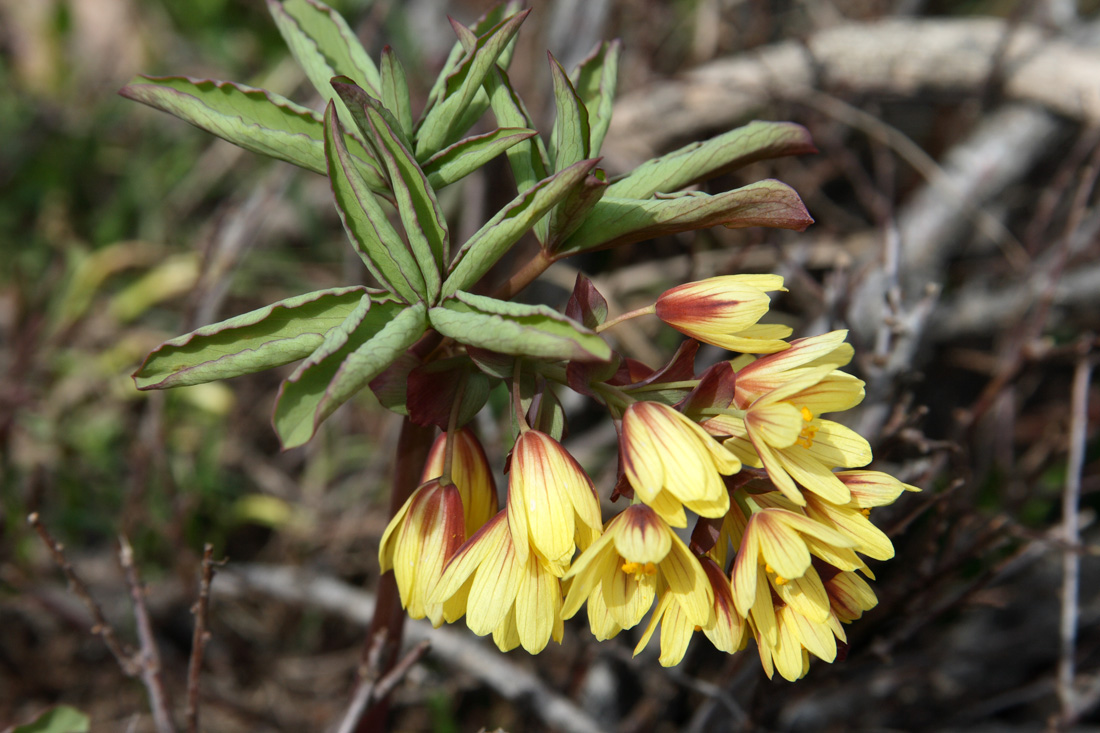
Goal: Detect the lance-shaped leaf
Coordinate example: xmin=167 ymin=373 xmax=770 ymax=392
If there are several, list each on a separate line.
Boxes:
xmin=547 ymin=53 xmax=590 ymax=173
xmin=406 ymin=358 xmax=491 ymax=429
xmin=608 ymin=121 xmax=817 ymax=199
xmin=546 ymin=168 xmax=608 ymax=249
xmin=269 ymin=0 xmax=380 ymax=96
xmin=379 ymin=46 xmax=413 ymax=140
xmin=415 ymin=10 xmax=529 ymax=159
xmin=421 ymin=2 xmax=520 ymax=119
xmin=331 ymin=78 xmax=413 ymax=155
xmin=323 ymin=103 xmax=425 ymax=302
xmin=481 ymin=66 xmax=549 ymax=195
xmin=274 ymin=298 xmax=428 ymax=449
xmin=558 ymin=180 xmax=814 ymax=255
xmin=572 ymin=39 xmax=621 ymax=155
xmin=422 ymin=127 xmax=537 ymax=189
xmin=119 ymin=76 xmax=385 ymax=190
xmin=429 ymin=291 xmax=611 ymax=362
xmin=133 ymin=286 xmax=370 ymax=390
xmin=359 ymin=95 xmax=448 ymax=301
xmin=443 ymin=158 xmax=601 ymax=298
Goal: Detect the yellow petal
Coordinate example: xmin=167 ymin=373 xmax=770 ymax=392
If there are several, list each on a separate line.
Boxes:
xmin=604 ymin=561 xmax=656 ymax=629
xmin=746 ymin=401 xmax=803 ymax=448
xmin=805 ymin=420 xmax=873 ymax=469
xmin=661 ymin=535 xmax=713 ymax=628
xmin=612 ymin=505 xmax=672 ymax=564
xmin=775 ymin=448 xmax=852 ymax=504
xmin=514 ymin=554 xmax=561 ymax=654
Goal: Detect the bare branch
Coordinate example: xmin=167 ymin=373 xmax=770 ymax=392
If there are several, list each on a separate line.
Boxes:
xmin=28 ymin=513 xmax=136 ymax=674
xmin=216 ymin=564 xmax=604 ymax=733
xmin=1058 ymin=348 xmax=1093 ymax=726
xmin=119 ymin=535 xmax=176 ymax=733
xmin=186 ymin=544 xmax=218 ymax=733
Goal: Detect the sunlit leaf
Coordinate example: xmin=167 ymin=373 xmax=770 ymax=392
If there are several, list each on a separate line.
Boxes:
xmin=274 ymin=298 xmax=427 ymax=449
xmin=118 ymin=76 xmax=384 ymax=189
xmin=559 ymin=180 xmax=814 ymax=255
xmin=443 ymin=158 xmax=601 ymax=297
xmin=323 ymin=103 xmax=426 ymax=302
xmin=415 ymin=10 xmax=530 ymax=159
xmin=422 ymin=127 xmax=538 ymax=189
xmin=133 ymin=286 xmax=370 ymax=390
xmin=608 ymin=121 xmax=817 ymax=199
xmin=428 ymin=291 xmax=611 ymax=362
xmin=572 ymin=39 xmax=621 ymax=155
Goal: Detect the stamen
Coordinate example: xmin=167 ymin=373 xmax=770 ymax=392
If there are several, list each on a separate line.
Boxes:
xmin=621 ymin=560 xmax=658 ymax=580
xmin=796 ymin=406 xmax=818 ymax=448
xmin=800 ymin=406 xmax=814 ymax=422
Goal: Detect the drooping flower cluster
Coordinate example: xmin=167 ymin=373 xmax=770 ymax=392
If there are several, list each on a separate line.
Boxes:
xmin=380 ymin=275 xmax=918 ymax=680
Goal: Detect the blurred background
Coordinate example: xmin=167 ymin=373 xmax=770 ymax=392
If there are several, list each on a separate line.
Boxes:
xmin=2 ymin=0 xmax=1100 ymax=730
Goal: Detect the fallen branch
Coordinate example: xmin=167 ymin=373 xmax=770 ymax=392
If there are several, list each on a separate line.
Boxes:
xmin=214 ymin=564 xmax=604 ymax=733
xmin=605 ymin=18 xmax=1100 ymax=166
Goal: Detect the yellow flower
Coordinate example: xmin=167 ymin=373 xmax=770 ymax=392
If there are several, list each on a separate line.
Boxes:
xmin=621 ymin=401 xmax=741 ymax=527
xmin=421 ymin=428 xmax=498 ymax=537
xmin=821 ymin=565 xmax=879 ymax=623
xmin=633 ymin=554 xmax=749 ymax=666
xmin=655 ymin=274 xmax=792 ymax=353
xmin=838 ymin=470 xmax=921 ymax=507
xmin=754 ymin=602 xmax=849 ymax=681
xmin=431 ymin=510 xmax=564 ymax=654
xmin=506 ymin=430 xmax=603 ymax=576
xmin=731 ymin=330 xmax=855 ymax=407
xmin=803 ymin=492 xmax=895 ymax=562
xmin=730 ymin=498 xmax=854 ymax=619
xmin=378 ymin=479 xmax=467 ymax=627
xmin=711 ymin=365 xmax=869 ymax=505
xmin=562 ymin=504 xmax=713 ymax=633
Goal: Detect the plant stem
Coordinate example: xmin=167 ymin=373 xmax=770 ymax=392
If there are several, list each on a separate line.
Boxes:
xmin=595 ymin=304 xmax=657 ymax=333
xmin=357 ymin=417 xmax=435 ymax=733
xmin=491 ymin=247 xmax=555 ymax=301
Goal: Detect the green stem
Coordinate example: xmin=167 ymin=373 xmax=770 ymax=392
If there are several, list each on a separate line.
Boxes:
xmin=439 ymin=374 xmax=468 ymax=487
xmin=595 ymin=303 xmax=657 ymax=333
xmin=625 ymin=379 xmax=700 ymax=393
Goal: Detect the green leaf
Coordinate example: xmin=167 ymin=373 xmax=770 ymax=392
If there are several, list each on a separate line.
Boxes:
xmin=558 ymin=179 xmax=814 ymax=255
xmin=607 ymin=120 xmax=817 ymax=199
xmin=118 ymin=76 xmax=384 ymax=189
xmin=13 ymin=705 xmax=90 ymax=733
xmin=359 ymin=97 xmax=448 ymax=302
xmin=538 ymin=53 xmax=593 ymax=244
xmin=546 ymin=168 xmax=608 ymax=251
xmin=274 ymin=298 xmax=427 ymax=449
xmin=323 ymin=103 xmax=426 ymax=302
xmin=481 ymin=66 xmax=549 ymax=196
xmin=443 ymin=158 xmax=601 ymax=298
xmin=415 ymin=10 xmax=530 ymax=159
xmin=268 ymin=0 xmax=381 ymax=132
xmin=532 ymin=385 xmax=566 ymax=441
xmin=429 ymin=291 xmax=611 ymax=362
xmin=421 ymin=2 xmax=520 ymax=117
xmin=133 ymin=286 xmax=370 ymax=390
xmin=422 ymin=127 xmax=537 ymax=189
xmin=572 ymin=39 xmax=621 ymax=155
xmin=379 ymin=46 xmax=414 ymax=140
xmin=331 ymin=78 xmax=414 ymax=156
xmin=547 ymin=52 xmax=590 ymax=173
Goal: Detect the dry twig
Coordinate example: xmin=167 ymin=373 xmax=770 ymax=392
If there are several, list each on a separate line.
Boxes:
xmin=186 ymin=544 xmax=218 ymax=733
xmin=119 ymin=535 xmax=176 ymax=733
xmin=1057 ymin=348 xmax=1093 ymax=726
